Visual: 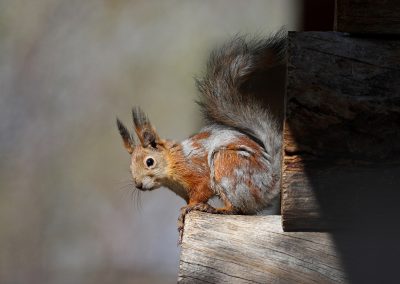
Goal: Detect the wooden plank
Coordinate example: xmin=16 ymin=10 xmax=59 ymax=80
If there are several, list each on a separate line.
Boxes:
xmin=335 ymin=0 xmax=400 ymax=34
xmin=283 ymin=31 xmax=400 ymax=231
xmin=178 ymin=212 xmax=348 ymax=284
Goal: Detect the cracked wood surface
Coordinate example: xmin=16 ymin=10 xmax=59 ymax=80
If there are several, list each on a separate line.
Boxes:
xmin=178 ymin=212 xmax=348 ymax=284
xmin=283 ymin=32 xmax=400 ymax=231
xmin=335 ymin=0 xmax=400 ymax=34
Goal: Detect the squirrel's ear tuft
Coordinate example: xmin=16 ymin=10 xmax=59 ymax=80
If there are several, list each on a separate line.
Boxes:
xmin=132 ymin=107 xmax=160 ymax=148
xmin=116 ymin=118 xmax=134 ymax=154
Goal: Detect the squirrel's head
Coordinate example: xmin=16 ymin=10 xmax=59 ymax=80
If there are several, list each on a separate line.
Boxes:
xmin=117 ymin=107 xmax=168 ymax=191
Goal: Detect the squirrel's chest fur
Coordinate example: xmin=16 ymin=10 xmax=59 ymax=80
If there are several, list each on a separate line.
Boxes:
xmin=166 ymin=128 xmax=214 ymax=202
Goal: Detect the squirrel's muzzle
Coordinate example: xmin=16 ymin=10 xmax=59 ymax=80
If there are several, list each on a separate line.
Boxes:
xmin=134 ymin=180 xmax=143 ymax=190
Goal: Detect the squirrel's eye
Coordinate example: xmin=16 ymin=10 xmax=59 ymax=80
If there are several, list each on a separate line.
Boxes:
xmin=146 ymin=157 xmax=154 ymax=167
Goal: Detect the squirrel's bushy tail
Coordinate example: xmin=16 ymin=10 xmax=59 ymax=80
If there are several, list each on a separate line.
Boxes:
xmin=196 ymin=30 xmax=286 ymax=167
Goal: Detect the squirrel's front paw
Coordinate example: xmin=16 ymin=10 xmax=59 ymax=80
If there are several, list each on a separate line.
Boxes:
xmin=177 ymin=225 xmax=184 ymax=245
xmin=177 ymin=206 xmax=188 ymax=245
xmin=177 ymin=204 xmax=216 ymax=245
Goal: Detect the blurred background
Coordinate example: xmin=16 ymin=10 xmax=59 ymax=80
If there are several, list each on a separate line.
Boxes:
xmin=0 ymin=1 xmax=302 ymax=283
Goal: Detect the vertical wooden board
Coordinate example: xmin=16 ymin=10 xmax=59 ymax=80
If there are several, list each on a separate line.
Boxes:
xmin=335 ymin=0 xmax=400 ymax=34
xmin=178 ymin=212 xmax=348 ymax=284
xmin=283 ymin=31 xmax=400 ymax=231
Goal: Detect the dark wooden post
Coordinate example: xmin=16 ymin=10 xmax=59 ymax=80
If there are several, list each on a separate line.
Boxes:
xmin=282 ymin=31 xmax=400 ymax=231
xmin=335 ymin=0 xmax=400 ymax=34
xmin=282 ymin=2 xmax=400 ymax=281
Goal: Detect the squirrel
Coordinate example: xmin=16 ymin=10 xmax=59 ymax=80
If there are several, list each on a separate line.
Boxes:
xmin=116 ymin=31 xmax=286 ymax=243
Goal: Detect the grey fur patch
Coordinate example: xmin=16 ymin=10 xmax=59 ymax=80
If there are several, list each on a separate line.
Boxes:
xmin=235 ymin=182 xmax=249 ymax=196
xmin=202 ymin=125 xmax=245 ymax=165
xmin=238 ymin=150 xmax=250 ymax=157
xmin=181 ymin=138 xmax=205 ymax=158
xmin=234 ymin=168 xmax=246 ymax=181
xmin=220 ymin=176 xmax=233 ymax=190
xmin=202 ymin=126 xmax=243 ymax=150
xmin=234 ymin=182 xmax=258 ymax=213
xmin=181 ymin=139 xmax=194 ymax=157
xmin=251 ymin=172 xmax=269 ymax=190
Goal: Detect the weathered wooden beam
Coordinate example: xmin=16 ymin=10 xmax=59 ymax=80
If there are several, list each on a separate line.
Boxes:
xmin=335 ymin=0 xmax=400 ymax=34
xmin=178 ymin=212 xmax=348 ymax=284
xmin=283 ymin=31 xmax=400 ymax=231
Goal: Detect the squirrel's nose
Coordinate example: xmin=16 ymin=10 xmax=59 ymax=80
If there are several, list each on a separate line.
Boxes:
xmin=135 ymin=180 xmax=143 ymax=190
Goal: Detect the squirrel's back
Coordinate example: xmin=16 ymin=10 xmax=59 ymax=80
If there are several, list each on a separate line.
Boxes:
xmin=197 ymin=34 xmax=285 ymax=169
xmin=194 ymin=31 xmax=287 ymax=213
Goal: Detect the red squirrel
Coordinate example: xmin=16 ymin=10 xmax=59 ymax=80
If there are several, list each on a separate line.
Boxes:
xmin=117 ymin=32 xmax=286 ymax=243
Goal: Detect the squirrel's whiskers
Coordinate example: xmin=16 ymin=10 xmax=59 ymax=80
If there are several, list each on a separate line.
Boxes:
xmin=117 ymin=178 xmax=142 ymax=212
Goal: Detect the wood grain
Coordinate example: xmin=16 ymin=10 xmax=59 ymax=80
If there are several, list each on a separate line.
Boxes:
xmin=335 ymin=0 xmax=400 ymax=34
xmin=178 ymin=212 xmax=348 ymax=284
xmin=283 ymin=31 xmax=400 ymax=231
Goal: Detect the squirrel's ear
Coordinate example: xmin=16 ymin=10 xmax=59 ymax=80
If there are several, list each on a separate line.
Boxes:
xmin=132 ymin=107 xmax=160 ymax=148
xmin=116 ymin=118 xmax=134 ymax=154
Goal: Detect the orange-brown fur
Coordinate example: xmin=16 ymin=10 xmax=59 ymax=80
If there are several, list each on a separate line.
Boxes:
xmin=214 ymin=137 xmax=266 ymax=205
xmin=165 ymin=137 xmax=213 ymax=204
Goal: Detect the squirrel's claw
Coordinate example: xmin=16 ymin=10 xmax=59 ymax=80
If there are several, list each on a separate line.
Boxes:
xmin=177 ymin=203 xmax=217 ymax=245
xmin=177 ymin=225 xmax=184 ymax=245
xmin=177 ymin=206 xmax=188 ymax=245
